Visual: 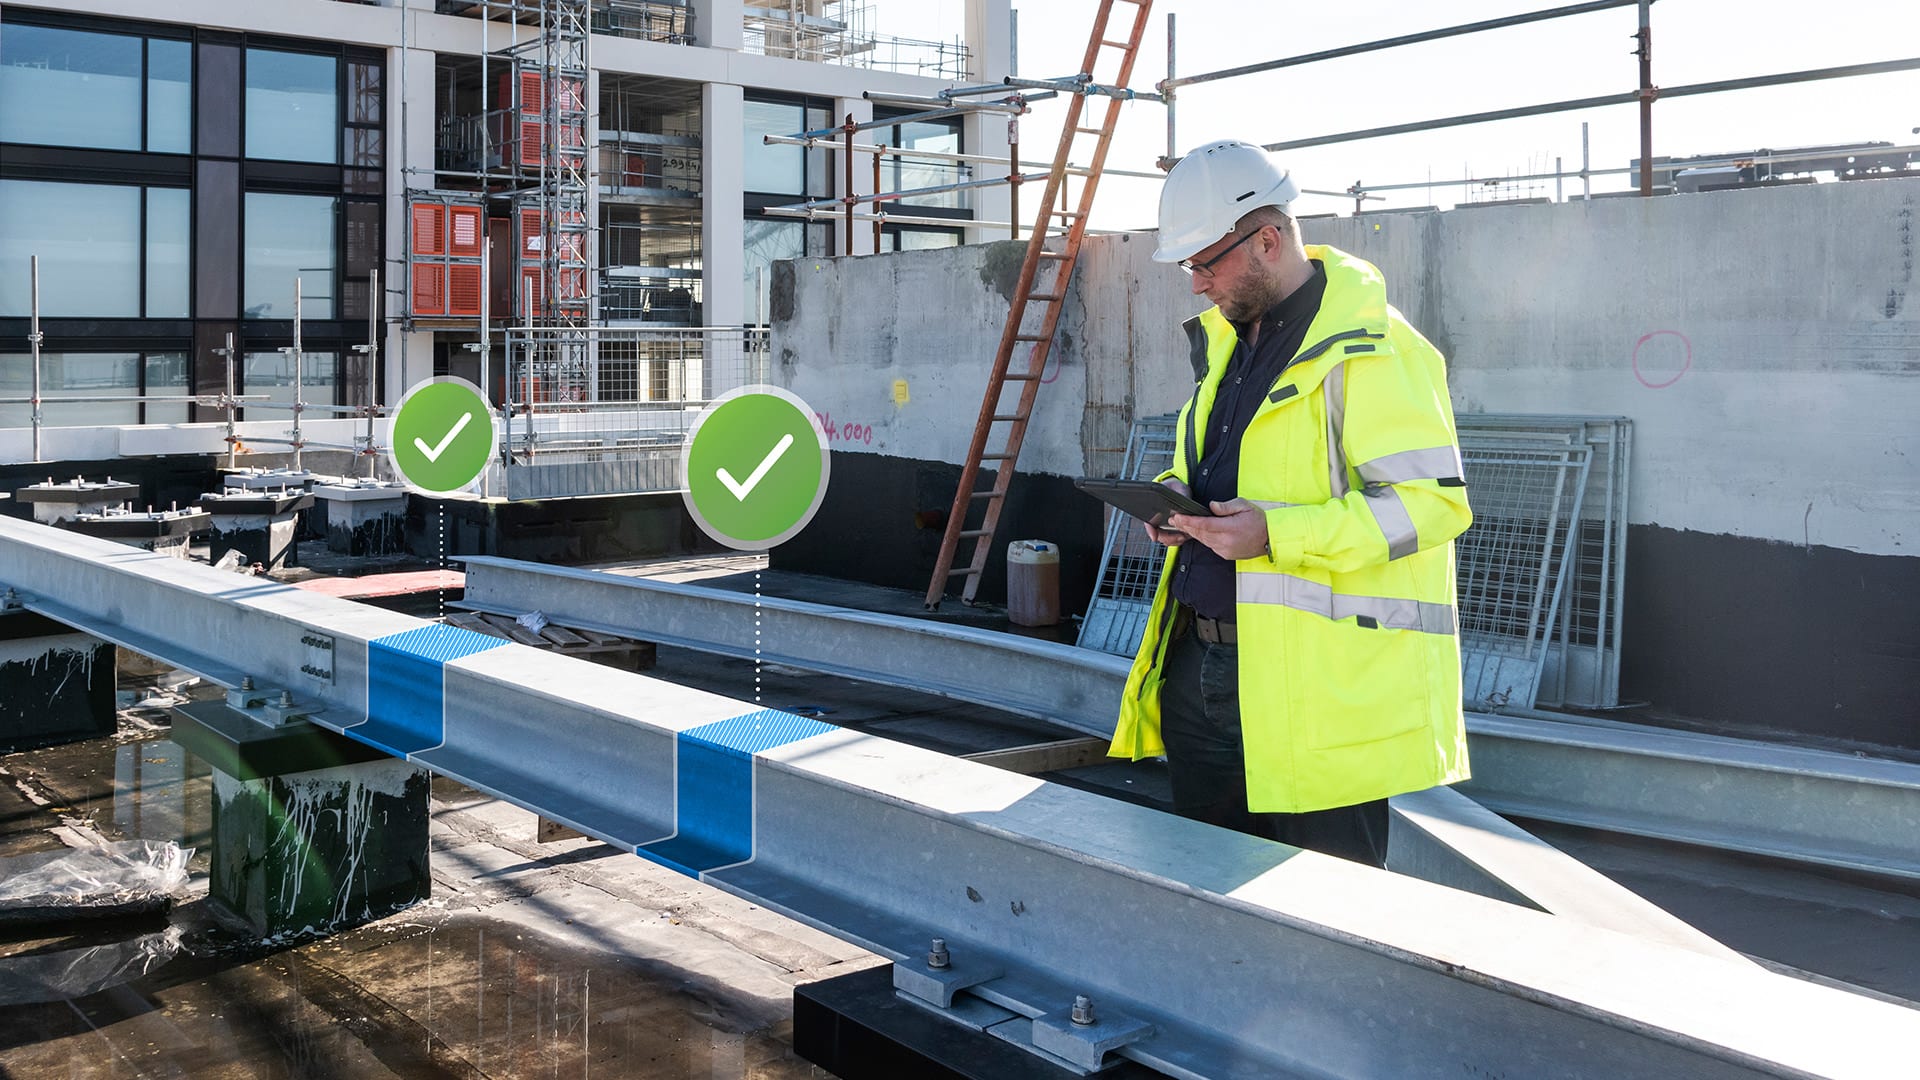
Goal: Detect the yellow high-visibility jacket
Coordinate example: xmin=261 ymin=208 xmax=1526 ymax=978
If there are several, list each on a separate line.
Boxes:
xmin=1111 ymin=245 xmax=1473 ymax=814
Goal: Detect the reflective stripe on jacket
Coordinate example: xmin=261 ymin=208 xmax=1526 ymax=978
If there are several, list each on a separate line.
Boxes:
xmin=1110 ymin=245 xmax=1473 ymax=814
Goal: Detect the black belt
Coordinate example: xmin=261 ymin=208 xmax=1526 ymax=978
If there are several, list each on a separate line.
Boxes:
xmin=1174 ymin=606 xmax=1237 ymax=645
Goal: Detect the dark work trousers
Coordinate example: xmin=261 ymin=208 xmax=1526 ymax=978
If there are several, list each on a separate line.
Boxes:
xmin=1158 ymin=619 xmax=1391 ymax=868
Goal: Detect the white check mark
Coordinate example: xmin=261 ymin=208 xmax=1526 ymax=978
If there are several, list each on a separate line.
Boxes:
xmin=716 ymin=433 xmax=794 ymax=501
xmin=414 ymin=411 xmax=473 ymax=462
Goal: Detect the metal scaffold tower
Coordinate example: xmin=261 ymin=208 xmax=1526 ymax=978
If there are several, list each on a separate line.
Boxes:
xmin=411 ymin=0 xmax=593 ymax=415
xmin=924 ymin=0 xmax=1158 ymax=609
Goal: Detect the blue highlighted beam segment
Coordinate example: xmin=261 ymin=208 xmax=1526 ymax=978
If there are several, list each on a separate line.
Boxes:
xmin=638 ymin=709 xmax=837 ymax=877
xmin=356 ymin=625 xmax=509 ymax=757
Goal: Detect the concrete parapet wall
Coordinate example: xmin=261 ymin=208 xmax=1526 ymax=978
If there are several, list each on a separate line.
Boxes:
xmin=771 ymin=178 xmax=1920 ymax=749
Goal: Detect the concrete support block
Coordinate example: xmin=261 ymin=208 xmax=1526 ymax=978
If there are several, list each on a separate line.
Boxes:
xmin=64 ymin=508 xmax=209 ymax=560
xmin=203 ymin=491 xmax=314 ymax=571
xmin=702 ymin=81 xmax=746 ymax=325
xmin=14 ymin=479 xmax=141 ymax=525
xmin=0 ymin=610 xmax=117 ymax=752
xmin=171 ymin=702 xmax=430 ymax=939
xmin=313 ymin=482 xmax=409 ymax=556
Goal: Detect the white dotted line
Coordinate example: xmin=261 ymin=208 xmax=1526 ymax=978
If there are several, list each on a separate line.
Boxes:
xmin=438 ymin=508 xmax=446 ymax=621
xmin=754 ymin=570 xmax=762 ymax=705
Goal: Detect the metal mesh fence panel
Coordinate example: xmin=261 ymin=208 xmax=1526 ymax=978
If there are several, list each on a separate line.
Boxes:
xmin=1456 ymin=415 xmax=1631 ymax=708
xmin=1454 ymin=437 xmax=1591 ymax=710
xmin=497 ymin=326 xmax=769 ymax=500
xmin=1078 ymin=414 xmax=1178 ymax=655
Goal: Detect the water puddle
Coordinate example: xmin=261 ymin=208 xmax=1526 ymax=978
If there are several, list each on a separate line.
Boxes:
xmin=1 ymin=728 xmax=824 ymax=1079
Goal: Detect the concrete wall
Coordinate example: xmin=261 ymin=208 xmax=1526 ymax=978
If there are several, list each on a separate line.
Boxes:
xmin=771 ymin=177 xmax=1920 ymax=751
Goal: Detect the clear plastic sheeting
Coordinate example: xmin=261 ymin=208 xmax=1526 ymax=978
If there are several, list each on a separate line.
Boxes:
xmin=0 ymin=840 xmax=192 ymax=925
xmin=0 ymin=927 xmax=182 ymax=1006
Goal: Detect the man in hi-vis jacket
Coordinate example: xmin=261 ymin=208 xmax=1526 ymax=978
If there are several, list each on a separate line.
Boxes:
xmin=1110 ymin=140 xmax=1473 ymax=868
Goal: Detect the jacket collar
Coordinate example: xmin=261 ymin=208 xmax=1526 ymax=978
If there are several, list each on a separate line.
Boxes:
xmin=1184 ymin=244 xmax=1392 ymax=385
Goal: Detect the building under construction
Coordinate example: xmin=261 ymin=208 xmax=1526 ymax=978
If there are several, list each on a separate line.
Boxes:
xmin=2 ymin=1 xmax=1918 ymax=1078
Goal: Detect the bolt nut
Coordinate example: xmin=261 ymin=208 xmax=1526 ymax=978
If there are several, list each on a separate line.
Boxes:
xmin=1071 ymin=994 xmax=1095 ymax=1027
xmin=240 ymin=676 xmax=254 ymax=691
xmin=926 ymin=938 xmax=950 ymax=970
xmin=278 ymin=689 xmax=294 ymax=708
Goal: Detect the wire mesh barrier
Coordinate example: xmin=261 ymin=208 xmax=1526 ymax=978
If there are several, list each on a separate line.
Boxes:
xmin=1456 ymin=414 xmax=1631 ymax=709
xmin=1077 ymin=414 xmax=1178 ymax=655
xmin=1075 ymin=412 xmax=1633 ymax=718
xmin=1454 ymin=437 xmax=1592 ymax=711
xmin=495 ymin=326 xmax=768 ymax=500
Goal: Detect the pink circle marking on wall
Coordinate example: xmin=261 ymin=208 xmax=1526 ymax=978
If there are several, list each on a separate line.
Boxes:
xmin=1632 ymin=330 xmax=1692 ymax=389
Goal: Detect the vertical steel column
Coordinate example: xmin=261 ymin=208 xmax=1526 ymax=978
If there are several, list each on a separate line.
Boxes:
xmin=1164 ymin=13 xmax=1176 ymax=166
xmin=221 ymin=332 xmax=237 ymax=470
xmin=843 ymin=114 xmax=856 ymax=253
xmin=27 ymin=256 xmax=42 ymax=463
xmin=365 ymin=267 xmax=380 ymax=478
xmin=1636 ymin=0 xmax=1654 ymax=196
xmin=293 ymin=278 xmax=305 ymax=473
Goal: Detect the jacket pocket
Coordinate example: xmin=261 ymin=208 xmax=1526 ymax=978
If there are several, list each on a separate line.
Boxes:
xmin=1300 ymin=618 xmax=1429 ymax=750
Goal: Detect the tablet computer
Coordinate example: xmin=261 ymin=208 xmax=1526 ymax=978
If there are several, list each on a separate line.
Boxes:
xmin=1073 ymin=477 xmax=1211 ymax=529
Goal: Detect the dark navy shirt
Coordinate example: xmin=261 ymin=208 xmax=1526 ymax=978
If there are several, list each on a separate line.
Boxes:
xmin=1170 ymin=262 xmax=1327 ymax=620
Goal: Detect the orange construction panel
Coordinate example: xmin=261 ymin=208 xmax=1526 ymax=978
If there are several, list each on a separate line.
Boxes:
xmin=519 ymin=70 xmax=544 ymax=114
xmin=518 ymin=120 xmax=544 ymax=168
xmin=448 ymin=264 xmax=483 ymax=316
xmin=448 ymin=206 xmax=483 ymax=258
xmin=412 ymin=263 xmax=446 ymax=316
xmin=410 ymin=203 xmax=444 ymax=256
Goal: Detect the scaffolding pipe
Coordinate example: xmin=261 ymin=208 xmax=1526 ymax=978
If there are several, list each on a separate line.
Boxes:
xmin=1636 ymin=0 xmax=1654 ymax=196
xmin=1344 ymin=141 xmax=1920 ymax=197
xmin=27 ymin=256 xmax=41 ymax=463
xmin=762 ymin=206 xmax=1087 ymax=232
xmin=842 ymin=114 xmax=856 ymax=252
xmin=1162 ymin=0 xmax=1643 ymax=91
xmin=293 ymin=278 xmax=305 ymax=471
xmin=1261 ymin=57 xmax=1920 ymax=153
xmin=220 ymin=332 xmax=237 ymax=469
xmin=1164 ymin=13 xmax=1176 ymax=167
xmin=777 ymin=171 xmax=1049 ymax=212
xmin=366 ymin=265 xmax=380 ymax=476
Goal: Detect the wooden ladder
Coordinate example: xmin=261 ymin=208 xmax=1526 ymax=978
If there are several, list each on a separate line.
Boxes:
xmin=924 ymin=0 xmax=1156 ymax=609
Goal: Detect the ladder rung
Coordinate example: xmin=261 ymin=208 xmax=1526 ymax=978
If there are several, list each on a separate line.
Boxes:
xmin=1003 ymin=373 xmax=1041 ymax=381
xmin=1064 ymin=167 xmax=1097 ymax=177
xmin=1013 ymin=334 xmax=1049 ymax=342
xmin=957 ymin=529 xmax=992 ymax=539
xmin=947 ymin=566 xmax=982 ymax=578
xmin=970 ymin=490 xmax=1001 ymax=500
xmin=1028 ymin=293 xmax=1063 ymax=301
xmin=991 ymin=414 xmax=1024 ymax=421
xmin=1074 ymin=125 xmax=1104 ymax=134
xmin=1101 ymin=39 xmax=1130 ymax=48
xmin=1038 ymin=251 xmax=1071 ymax=260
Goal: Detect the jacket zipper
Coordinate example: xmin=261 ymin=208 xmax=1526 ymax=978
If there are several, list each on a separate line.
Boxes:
xmin=1268 ymin=327 xmax=1385 ymax=396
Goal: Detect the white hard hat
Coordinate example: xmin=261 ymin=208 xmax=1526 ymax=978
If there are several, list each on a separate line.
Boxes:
xmin=1153 ymin=140 xmax=1300 ymax=263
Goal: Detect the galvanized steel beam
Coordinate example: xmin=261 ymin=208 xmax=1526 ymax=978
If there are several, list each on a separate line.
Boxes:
xmin=5 ymin=519 xmax=1917 ymax=1078
xmin=460 ymin=556 xmax=1920 ymax=881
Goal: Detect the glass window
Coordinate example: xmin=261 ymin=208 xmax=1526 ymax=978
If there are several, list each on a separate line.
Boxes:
xmin=346 ymin=61 xmax=382 ymax=124
xmin=245 ymin=193 xmax=337 ymax=319
xmin=742 ymin=218 xmax=825 ymax=324
xmin=885 ymin=118 xmax=965 ymax=209
xmin=146 ymin=188 xmax=191 ymax=317
xmin=144 ymin=351 xmax=191 ymax=424
xmin=0 ymin=24 xmax=143 ymax=150
xmin=244 ymin=350 xmax=336 ymax=409
xmin=245 ymin=48 xmax=338 ymax=163
xmin=0 ymin=353 xmax=138 ymax=428
xmin=742 ymin=99 xmax=829 ymax=197
xmin=147 ymin=39 xmax=192 ymax=153
xmin=0 ymin=180 xmax=141 ymax=317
